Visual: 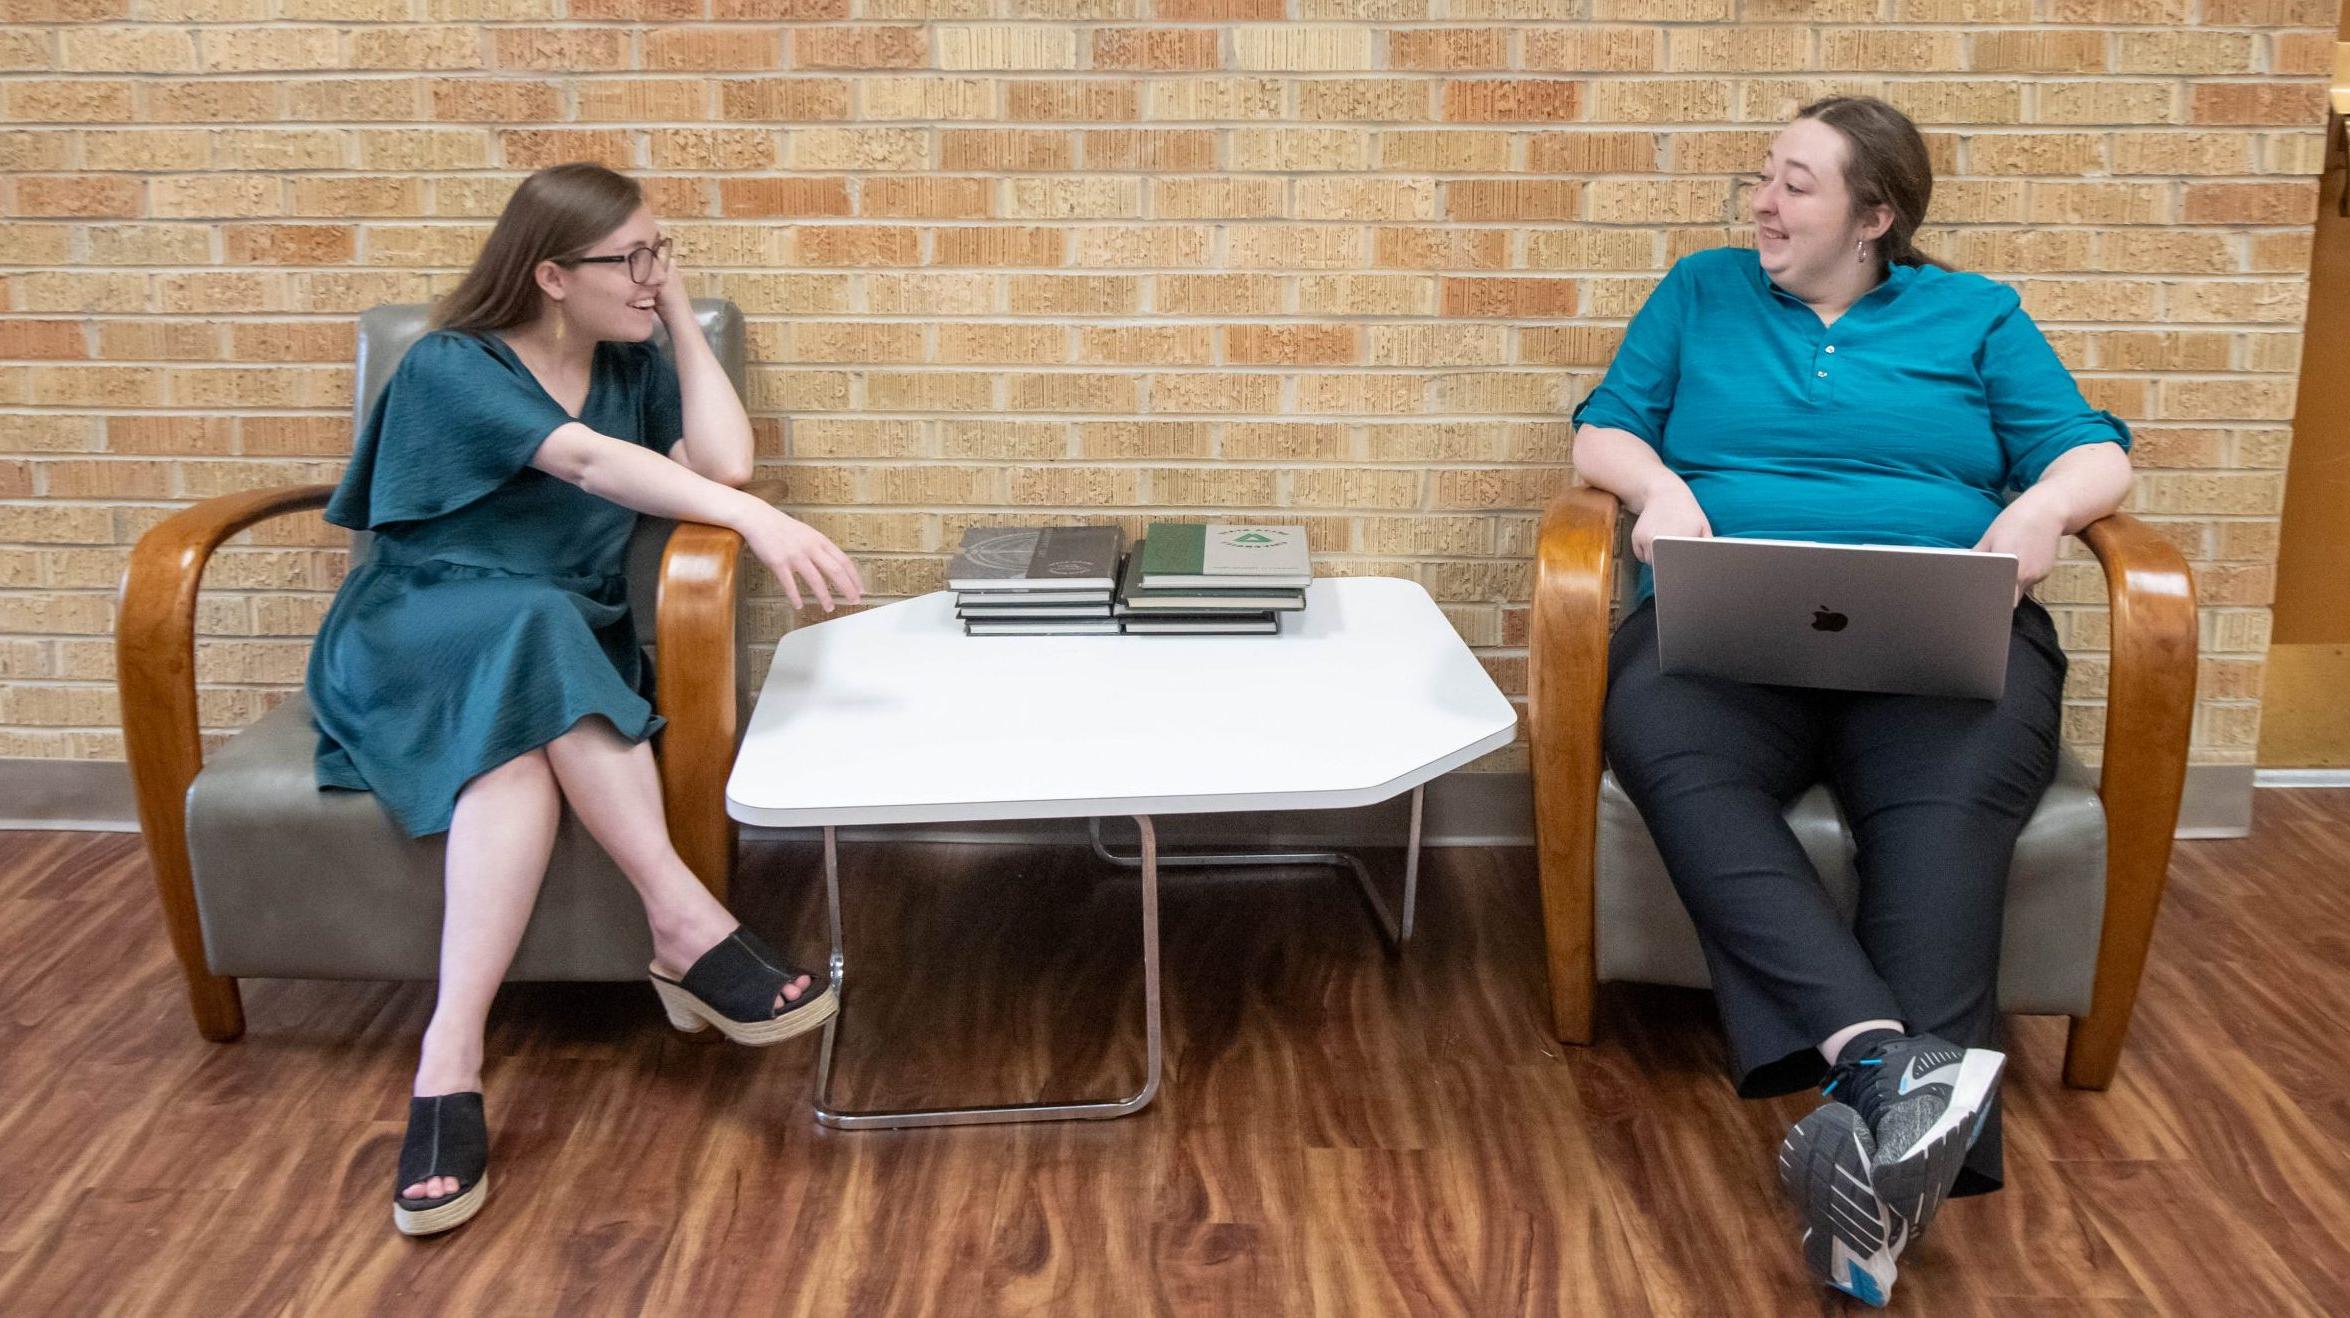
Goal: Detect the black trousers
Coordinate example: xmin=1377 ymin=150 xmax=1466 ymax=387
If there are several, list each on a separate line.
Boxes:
xmin=1603 ymin=597 xmax=2067 ymax=1196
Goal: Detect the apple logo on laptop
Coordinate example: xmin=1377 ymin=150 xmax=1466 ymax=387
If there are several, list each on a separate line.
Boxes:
xmin=1811 ymin=605 xmax=1849 ymax=633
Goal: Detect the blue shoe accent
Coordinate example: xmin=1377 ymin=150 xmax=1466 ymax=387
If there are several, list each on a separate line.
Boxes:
xmin=1840 ymin=1261 xmax=1888 ymax=1307
xmin=1821 ymin=1056 xmax=1885 ymax=1099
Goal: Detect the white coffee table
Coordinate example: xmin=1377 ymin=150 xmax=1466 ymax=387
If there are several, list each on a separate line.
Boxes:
xmin=726 ymin=575 xmax=1518 ymax=1130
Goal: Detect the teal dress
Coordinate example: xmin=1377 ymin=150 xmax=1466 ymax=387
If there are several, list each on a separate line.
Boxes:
xmin=307 ymin=330 xmax=685 ymax=837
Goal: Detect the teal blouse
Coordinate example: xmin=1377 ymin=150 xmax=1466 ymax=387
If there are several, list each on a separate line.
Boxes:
xmin=307 ymin=330 xmax=685 ymax=836
xmin=1572 ymin=247 xmax=2130 ymax=600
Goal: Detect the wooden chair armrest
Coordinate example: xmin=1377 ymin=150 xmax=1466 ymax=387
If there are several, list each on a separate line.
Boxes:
xmin=1529 ymin=486 xmax=1622 ymax=1041
xmin=115 ymin=483 xmax=336 ymax=1042
xmin=1531 ymin=486 xmax=1622 ymax=754
xmin=654 ymin=513 xmax=747 ymax=902
xmin=117 ymin=484 xmax=337 ymax=832
xmin=2082 ymin=512 xmax=2198 ymax=802
xmin=2066 ymin=511 xmax=2197 ymax=1087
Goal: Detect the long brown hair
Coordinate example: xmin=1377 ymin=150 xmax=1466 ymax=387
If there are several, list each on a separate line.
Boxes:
xmin=1795 ymin=96 xmax=1947 ymax=271
xmin=433 ymin=163 xmax=643 ymax=333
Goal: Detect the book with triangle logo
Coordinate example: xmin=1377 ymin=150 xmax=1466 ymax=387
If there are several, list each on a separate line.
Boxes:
xmin=1137 ymin=523 xmax=1312 ymax=591
xmin=1112 ymin=523 xmax=1312 ymax=635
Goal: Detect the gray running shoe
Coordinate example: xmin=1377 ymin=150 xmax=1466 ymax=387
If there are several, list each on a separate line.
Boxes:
xmin=1822 ymin=1032 xmax=2006 ymax=1239
xmin=1779 ymin=1101 xmax=1903 ymax=1307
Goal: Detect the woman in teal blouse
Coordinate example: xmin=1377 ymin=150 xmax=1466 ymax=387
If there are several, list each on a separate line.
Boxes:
xmin=1572 ymin=99 xmax=2133 ymax=1306
xmin=308 ymin=164 xmax=863 ymax=1236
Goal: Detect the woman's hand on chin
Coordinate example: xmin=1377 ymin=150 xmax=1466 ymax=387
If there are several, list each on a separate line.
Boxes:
xmin=1973 ymin=499 xmax=2066 ymax=604
xmin=1629 ymin=476 xmax=1711 ymax=564
xmin=654 ymin=251 xmax=695 ymax=325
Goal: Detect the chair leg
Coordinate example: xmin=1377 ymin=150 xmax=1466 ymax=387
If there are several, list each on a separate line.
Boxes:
xmin=187 ymin=973 xmax=245 ymax=1044
xmin=2061 ymin=836 xmax=2173 ymax=1091
xmin=2063 ymin=1014 xmax=2122 ymax=1091
xmin=1549 ymin=945 xmax=1596 ymax=1046
xmin=139 ymin=828 xmax=245 ymax=1042
xmin=1534 ymin=811 xmax=1598 ymax=1046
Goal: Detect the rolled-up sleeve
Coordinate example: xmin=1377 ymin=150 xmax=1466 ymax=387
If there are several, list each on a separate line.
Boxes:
xmin=1979 ymin=290 xmax=2132 ymax=489
xmin=1569 ymin=258 xmax=1692 ymax=448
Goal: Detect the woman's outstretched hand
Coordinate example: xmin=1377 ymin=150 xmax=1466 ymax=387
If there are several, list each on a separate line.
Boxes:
xmin=1973 ymin=499 xmax=2065 ymax=605
xmin=1629 ymin=474 xmax=1712 ymax=564
xmin=741 ymin=507 xmax=864 ymax=613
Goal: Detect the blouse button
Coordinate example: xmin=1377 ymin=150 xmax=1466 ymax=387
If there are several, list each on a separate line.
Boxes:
xmin=1816 ymin=370 xmax=1828 ymax=378
xmin=1824 ymin=345 xmax=1836 ymax=353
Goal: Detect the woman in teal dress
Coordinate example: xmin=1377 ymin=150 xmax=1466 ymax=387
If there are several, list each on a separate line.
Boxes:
xmin=308 ymin=164 xmax=865 ymax=1236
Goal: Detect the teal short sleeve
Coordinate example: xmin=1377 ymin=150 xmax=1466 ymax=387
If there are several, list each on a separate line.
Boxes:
xmin=1569 ymin=257 xmax=1692 ymax=447
xmin=1979 ymin=289 xmax=2133 ymax=489
xmin=324 ymin=331 xmax=577 ymax=531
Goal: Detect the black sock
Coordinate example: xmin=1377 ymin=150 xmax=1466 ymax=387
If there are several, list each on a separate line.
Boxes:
xmin=1822 ymin=1028 xmax=1909 ymax=1115
xmin=1834 ymin=1027 xmax=1908 ymax=1070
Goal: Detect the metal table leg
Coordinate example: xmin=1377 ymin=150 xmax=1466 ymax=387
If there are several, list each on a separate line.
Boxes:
xmin=811 ymin=816 xmax=1165 ymax=1130
xmin=1086 ymin=784 xmax=1425 ymax=950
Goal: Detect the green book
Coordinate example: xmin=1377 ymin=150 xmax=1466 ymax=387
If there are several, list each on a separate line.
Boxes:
xmin=1116 ymin=547 xmax=1304 ymax=612
xmin=1138 ymin=523 xmax=1312 ymax=589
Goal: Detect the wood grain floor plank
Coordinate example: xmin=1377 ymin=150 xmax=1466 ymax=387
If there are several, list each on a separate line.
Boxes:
xmin=2 ymin=791 xmax=2347 ymax=1313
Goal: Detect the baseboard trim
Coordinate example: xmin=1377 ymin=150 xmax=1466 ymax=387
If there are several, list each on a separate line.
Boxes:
xmin=2254 ymin=768 xmax=2350 ymax=788
xmin=0 ymin=756 xmax=2269 ymax=842
xmin=0 ymin=757 xmax=138 ymax=833
xmin=2175 ymin=763 xmax=2254 ymax=838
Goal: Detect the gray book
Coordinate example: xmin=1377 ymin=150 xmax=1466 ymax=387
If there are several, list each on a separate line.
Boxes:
xmin=949 ymin=587 xmax=1114 ymax=605
xmin=955 ymin=601 xmax=1116 ymax=619
xmin=948 ymin=525 xmax=1124 ymax=592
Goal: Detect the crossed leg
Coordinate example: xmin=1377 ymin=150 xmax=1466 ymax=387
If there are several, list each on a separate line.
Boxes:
xmin=401 ymin=719 xmax=813 ymax=1200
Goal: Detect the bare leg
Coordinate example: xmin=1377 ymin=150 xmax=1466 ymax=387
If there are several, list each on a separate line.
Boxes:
xmin=406 ymin=748 xmax=561 ymax=1200
xmin=540 ymin=719 xmax=812 ymax=1010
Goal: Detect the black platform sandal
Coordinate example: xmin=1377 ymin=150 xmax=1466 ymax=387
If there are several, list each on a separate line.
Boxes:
xmin=393 ymin=1091 xmax=490 ymax=1237
xmin=650 ymin=927 xmax=837 ymax=1047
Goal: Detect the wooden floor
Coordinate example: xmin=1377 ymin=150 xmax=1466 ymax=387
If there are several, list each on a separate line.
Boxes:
xmin=3 ymin=792 xmax=2348 ymax=1316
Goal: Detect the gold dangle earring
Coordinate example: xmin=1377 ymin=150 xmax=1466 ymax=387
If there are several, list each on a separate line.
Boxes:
xmin=553 ymin=302 xmax=567 ymax=345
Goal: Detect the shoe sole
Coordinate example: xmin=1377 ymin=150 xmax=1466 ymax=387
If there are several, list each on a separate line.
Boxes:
xmin=393 ymin=1173 xmax=488 ymax=1237
xmin=1873 ymin=1047 xmax=2005 ymax=1239
xmin=651 ymin=976 xmax=838 ymax=1047
xmin=1779 ymin=1103 xmax=1899 ymax=1308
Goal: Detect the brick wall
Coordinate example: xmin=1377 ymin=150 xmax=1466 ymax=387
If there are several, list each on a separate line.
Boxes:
xmin=0 ymin=2 xmax=2331 ymax=774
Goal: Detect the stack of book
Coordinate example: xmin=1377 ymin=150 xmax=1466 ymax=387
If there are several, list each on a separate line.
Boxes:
xmin=1117 ymin=523 xmax=1311 ymax=635
xmin=948 ymin=525 xmax=1124 ymax=635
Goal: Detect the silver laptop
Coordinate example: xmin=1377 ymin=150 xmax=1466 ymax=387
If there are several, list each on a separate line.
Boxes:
xmin=1649 ymin=536 xmax=2020 ymax=700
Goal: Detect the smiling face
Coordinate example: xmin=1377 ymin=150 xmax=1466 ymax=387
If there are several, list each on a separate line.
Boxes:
xmin=1752 ymin=117 xmax=1893 ymax=291
xmin=538 ymin=205 xmax=666 ymax=343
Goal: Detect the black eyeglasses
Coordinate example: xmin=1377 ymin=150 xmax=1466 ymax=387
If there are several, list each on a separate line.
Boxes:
xmin=560 ymin=236 xmax=673 ymax=284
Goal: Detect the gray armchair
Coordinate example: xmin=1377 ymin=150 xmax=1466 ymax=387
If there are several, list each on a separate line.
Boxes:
xmin=1528 ymin=487 xmax=2197 ymax=1090
xmin=118 ymin=301 xmax=755 ymax=1042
